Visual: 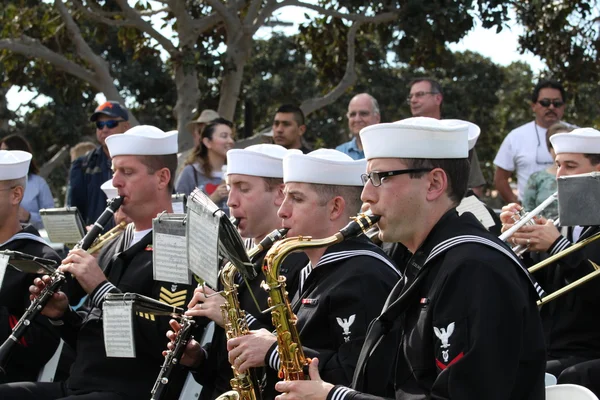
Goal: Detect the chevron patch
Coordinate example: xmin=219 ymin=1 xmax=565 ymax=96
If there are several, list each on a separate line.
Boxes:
xmin=136 ymin=312 xmax=156 ymax=321
xmin=159 ymin=286 xmax=187 ymax=307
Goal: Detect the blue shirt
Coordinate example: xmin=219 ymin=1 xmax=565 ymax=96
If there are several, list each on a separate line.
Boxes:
xmin=22 ymin=174 xmax=55 ymax=230
xmin=335 ymin=137 xmax=364 ymax=160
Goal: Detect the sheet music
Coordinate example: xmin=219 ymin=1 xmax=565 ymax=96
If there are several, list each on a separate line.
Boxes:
xmin=153 ymin=214 xmax=190 ymax=285
xmin=172 ymin=201 xmax=185 ymax=214
xmin=0 ymin=254 xmax=8 ymax=289
xmin=186 ymin=193 xmax=220 ymax=288
xmin=40 ymin=209 xmax=85 ymax=244
xmin=102 ymin=300 xmax=136 ymax=358
xmin=457 ymin=195 xmax=495 ymax=229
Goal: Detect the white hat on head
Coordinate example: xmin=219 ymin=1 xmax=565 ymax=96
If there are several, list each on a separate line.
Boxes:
xmin=443 ymin=119 xmax=480 ymax=150
xmin=106 ymin=125 xmax=178 ymax=157
xmin=100 ymin=179 xmax=118 ymax=199
xmin=360 ymin=117 xmax=469 ymax=160
xmin=551 ymin=127 xmax=600 ymax=155
xmin=227 ymin=144 xmax=300 ymax=178
xmin=0 ymin=150 xmax=32 ymax=181
xmin=283 ymin=149 xmax=366 ymax=186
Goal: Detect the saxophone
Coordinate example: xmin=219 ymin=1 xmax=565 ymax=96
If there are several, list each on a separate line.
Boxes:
xmin=261 ymin=211 xmax=380 ymax=381
xmin=217 ymin=228 xmax=289 ymax=400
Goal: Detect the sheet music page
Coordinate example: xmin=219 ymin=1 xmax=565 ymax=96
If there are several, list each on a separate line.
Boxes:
xmin=40 ymin=211 xmax=84 ymax=244
xmin=457 ymin=195 xmax=496 ymax=229
xmin=0 ymin=254 xmax=8 ymax=289
xmin=153 ymin=215 xmax=190 ymax=284
xmin=102 ymin=300 xmax=136 ymax=358
xmin=172 ymin=201 xmax=185 ymax=214
xmin=186 ymin=193 xmax=220 ymax=288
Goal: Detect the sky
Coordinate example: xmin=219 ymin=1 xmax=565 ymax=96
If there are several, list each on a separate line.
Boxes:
xmin=6 ymin=5 xmax=545 ymax=112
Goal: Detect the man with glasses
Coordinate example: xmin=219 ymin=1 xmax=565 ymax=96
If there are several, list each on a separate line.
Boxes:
xmin=336 ymin=93 xmax=381 ymax=160
xmin=408 ymin=78 xmax=486 ymax=197
xmin=274 ymin=117 xmax=546 ymax=400
xmin=494 ymin=80 xmax=567 ymax=203
xmin=67 ymin=101 xmax=131 ymax=227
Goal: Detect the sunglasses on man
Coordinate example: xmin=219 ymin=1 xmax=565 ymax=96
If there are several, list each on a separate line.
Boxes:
xmin=95 ymin=120 xmax=123 ymax=130
xmin=537 ymin=99 xmax=564 ymax=108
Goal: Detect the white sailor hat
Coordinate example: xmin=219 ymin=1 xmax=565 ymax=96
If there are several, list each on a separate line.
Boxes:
xmin=360 ymin=117 xmax=469 ymax=160
xmin=106 ymin=125 xmax=178 ymax=157
xmin=443 ymin=119 xmax=480 ymax=150
xmin=100 ymin=179 xmax=118 ymax=199
xmin=227 ymin=144 xmax=300 ymax=178
xmin=0 ymin=150 xmax=32 ymax=180
xmin=551 ymin=127 xmax=600 ymax=155
xmin=283 ymin=149 xmax=366 ymax=186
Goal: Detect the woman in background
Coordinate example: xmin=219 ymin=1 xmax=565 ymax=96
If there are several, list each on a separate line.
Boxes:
xmin=0 ymin=135 xmax=55 ymax=230
xmin=176 ymin=118 xmax=234 ymax=213
xmin=522 ymin=122 xmax=573 ymax=221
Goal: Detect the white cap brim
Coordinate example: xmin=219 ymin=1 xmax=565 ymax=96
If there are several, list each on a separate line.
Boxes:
xmin=0 ymin=150 xmax=32 ymax=180
xmin=283 ymin=149 xmax=366 ymax=186
xmin=360 ymin=117 xmax=469 ymax=160
xmin=227 ymin=144 xmax=300 ymax=178
xmin=551 ymin=128 xmax=600 ymax=154
xmin=100 ymin=179 xmax=118 ymax=199
xmin=107 ymin=125 xmax=178 ymax=157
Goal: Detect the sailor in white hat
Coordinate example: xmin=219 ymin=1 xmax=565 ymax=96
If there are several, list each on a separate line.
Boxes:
xmin=226 ymin=148 xmax=399 ymax=388
xmin=14 ymin=126 xmax=198 ymax=399
xmin=174 ymin=144 xmax=307 ymax=398
xmin=275 ymin=117 xmax=546 ymax=399
xmin=0 ymin=150 xmax=63 ymax=381
xmin=501 ymin=127 xmax=600 ymax=382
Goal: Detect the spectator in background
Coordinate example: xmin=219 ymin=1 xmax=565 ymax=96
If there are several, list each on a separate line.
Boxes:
xmin=176 ymin=118 xmax=234 ymax=213
xmin=0 ymin=135 xmax=54 ymax=230
xmin=177 ymin=109 xmax=220 ymax=178
xmin=272 ymin=104 xmax=311 ymax=153
xmin=408 ymin=77 xmax=486 ymax=197
xmin=522 ymin=123 xmax=574 ymax=221
xmin=494 ymin=80 xmax=568 ymax=203
xmin=67 ymin=101 xmax=130 ymax=226
xmin=336 ymin=93 xmax=381 ymax=160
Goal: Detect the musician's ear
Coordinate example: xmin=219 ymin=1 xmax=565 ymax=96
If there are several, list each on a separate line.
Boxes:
xmin=425 ymin=168 xmax=447 ymax=202
xmin=11 ymin=185 xmax=24 ymax=206
xmin=156 ymin=167 xmax=171 ymax=191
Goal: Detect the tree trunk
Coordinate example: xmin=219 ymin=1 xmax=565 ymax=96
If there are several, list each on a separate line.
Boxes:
xmin=217 ymin=34 xmax=251 ymax=121
xmin=173 ymin=61 xmax=200 ymax=152
xmin=0 ymin=86 xmax=10 ymax=133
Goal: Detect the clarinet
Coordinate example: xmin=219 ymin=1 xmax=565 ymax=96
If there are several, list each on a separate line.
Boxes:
xmin=150 ymin=316 xmax=196 ymax=400
xmin=0 ymin=196 xmax=123 ymax=374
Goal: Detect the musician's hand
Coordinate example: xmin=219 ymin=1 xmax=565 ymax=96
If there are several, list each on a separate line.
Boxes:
xmin=164 ymin=319 xmax=204 ymax=368
xmin=186 ymin=285 xmax=226 ymax=327
xmin=227 ymin=329 xmax=275 ymax=373
xmin=275 ymin=359 xmax=333 ymax=400
xmin=511 ymin=219 xmax=560 ymax=253
xmin=59 ymin=249 xmax=107 ymax=294
xmin=29 ymin=275 xmax=69 ymax=319
xmin=499 ymin=202 xmax=522 ymax=230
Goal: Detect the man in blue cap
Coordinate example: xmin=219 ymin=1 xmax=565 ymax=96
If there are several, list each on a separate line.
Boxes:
xmin=67 ymin=101 xmax=131 ymax=226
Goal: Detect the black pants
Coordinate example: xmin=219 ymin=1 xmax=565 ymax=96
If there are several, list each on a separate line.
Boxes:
xmin=0 ymin=381 xmax=129 ymax=400
xmin=558 ymin=358 xmax=600 ymax=396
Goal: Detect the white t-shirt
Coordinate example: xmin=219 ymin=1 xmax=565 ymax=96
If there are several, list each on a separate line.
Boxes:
xmin=494 ymin=121 xmax=554 ymax=200
xmin=129 ymin=228 xmax=152 ymax=249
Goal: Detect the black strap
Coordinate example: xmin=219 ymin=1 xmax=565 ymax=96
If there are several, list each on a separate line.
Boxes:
xmin=352 ymin=269 xmax=430 ymax=391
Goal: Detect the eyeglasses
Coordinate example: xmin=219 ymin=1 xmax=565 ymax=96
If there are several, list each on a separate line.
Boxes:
xmin=346 ymin=110 xmax=372 ymax=119
xmin=537 ymin=99 xmax=565 ymax=108
xmin=361 ymin=168 xmax=433 ymax=187
xmin=95 ymin=120 xmax=123 ymax=130
xmin=406 ymin=91 xmax=439 ymax=103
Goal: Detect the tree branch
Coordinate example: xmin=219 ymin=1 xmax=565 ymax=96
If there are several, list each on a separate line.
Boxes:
xmin=70 ymin=0 xmax=137 ymax=27
xmin=0 ymin=36 xmax=98 ymax=85
xmin=204 ymin=0 xmax=240 ymax=33
xmin=300 ymin=21 xmax=362 ymax=115
xmin=113 ymin=0 xmax=179 ymax=55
